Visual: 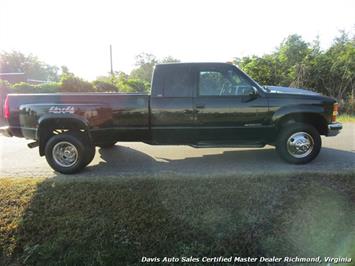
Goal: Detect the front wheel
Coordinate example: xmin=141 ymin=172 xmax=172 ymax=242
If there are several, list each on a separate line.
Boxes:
xmin=276 ymin=123 xmax=321 ymax=164
xmin=45 ymin=132 xmax=94 ymax=174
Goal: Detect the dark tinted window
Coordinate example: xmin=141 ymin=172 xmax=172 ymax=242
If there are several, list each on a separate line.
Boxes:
xmin=151 ymin=66 xmax=164 ymax=97
xmin=162 ymin=66 xmax=194 ymax=97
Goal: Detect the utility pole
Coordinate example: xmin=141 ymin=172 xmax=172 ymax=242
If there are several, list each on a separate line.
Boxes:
xmin=110 ymin=44 xmax=114 ymax=84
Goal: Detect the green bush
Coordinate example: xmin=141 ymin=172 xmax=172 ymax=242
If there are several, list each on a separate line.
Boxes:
xmin=126 ymin=78 xmax=150 ymax=93
xmin=10 ymin=82 xmax=60 ymax=93
xmin=92 ymin=80 xmax=118 ymax=92
xmin=340 ymin=97 xmax=355 ymax=115
xmin=60 ymin=75 xmax=94 ymax=92
xmin=36 ymin=82 xmax=61 ymax=93
xmin=11 ymin=82 xmax=38 ymax=93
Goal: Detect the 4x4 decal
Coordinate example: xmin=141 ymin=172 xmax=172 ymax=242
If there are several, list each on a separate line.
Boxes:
xmin=49 ymin=106 xmax=75 ymax=114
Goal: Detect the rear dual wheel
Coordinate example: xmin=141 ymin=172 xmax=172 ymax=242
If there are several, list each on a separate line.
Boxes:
xmin=45 ymin=132 xmax=95 ymax=174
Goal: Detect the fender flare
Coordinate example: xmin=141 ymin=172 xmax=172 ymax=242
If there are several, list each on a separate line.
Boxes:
xmin=272 ymin=105 xmax=325 ymax=125
xmin=37 ymin=115 xmax=91 ymax=156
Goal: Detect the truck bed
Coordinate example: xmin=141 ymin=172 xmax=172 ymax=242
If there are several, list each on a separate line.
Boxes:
xmin=6 ymin=93 xmax=150 ymax=142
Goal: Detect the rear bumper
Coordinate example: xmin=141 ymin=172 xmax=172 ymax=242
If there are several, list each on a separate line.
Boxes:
xmin=0 ymin=126 xmax=12 ymax=137
xmin=326 ymin=122 xmax=342 ymax=136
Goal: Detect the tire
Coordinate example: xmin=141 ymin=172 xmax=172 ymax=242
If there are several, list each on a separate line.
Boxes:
xmin=276 ymin=123 xmax=321 ymax=164
xmin=45 ymin=132 xmax=93 ymax=174
xmin=98 ymin=141 xmax=116 ymax=149
xmin=84 ymin=143 xmax=96 ymax=166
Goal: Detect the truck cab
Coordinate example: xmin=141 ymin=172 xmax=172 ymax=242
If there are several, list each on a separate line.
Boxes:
xmin=150 ymin=63 xmax=270 ymax=145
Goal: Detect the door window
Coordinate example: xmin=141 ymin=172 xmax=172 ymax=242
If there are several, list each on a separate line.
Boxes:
xmin=199 ymin=69 xmax=254 ymax=96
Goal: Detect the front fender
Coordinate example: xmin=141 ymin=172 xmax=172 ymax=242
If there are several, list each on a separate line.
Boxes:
xmin=272 ymin=104 xmax=326 ymax=124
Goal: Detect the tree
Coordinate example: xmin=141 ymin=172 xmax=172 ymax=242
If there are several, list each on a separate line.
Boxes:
xmin=235 ymin=55 xmax=277 ymax=85
xmin=0 ymin=51 xmax=59 ymax=81
xmin=306 ymin=32 xmax=355 ymax=100
xmin=60 ymin=65 xmax=73 ymax=78
xmin=60 ymin=69 xmax=94 ymax=92
xmin=234 ymin=31 xmax=355 ymax=101
xmin=160 ymin=56 xmax=180 ymax=64
xmin=130 ymin=53 xmax=180 ymax=84
xmin=130 ymin=53 xmax=158 ymax=83
xmin=278 ymin=34 xmax=310 ymax=67
xmin=235 ymin=35 xmax=312 ymax=87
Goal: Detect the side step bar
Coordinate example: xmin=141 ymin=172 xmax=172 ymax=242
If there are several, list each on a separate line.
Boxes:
xmin=191 ymin=142 xmax=266 ymax=148
xmin=28 ymin=141 xmax=39 ymax=148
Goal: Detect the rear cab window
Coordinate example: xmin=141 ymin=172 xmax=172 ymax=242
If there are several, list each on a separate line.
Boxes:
xmin=152 ymin=64 xmax=195 ymax=97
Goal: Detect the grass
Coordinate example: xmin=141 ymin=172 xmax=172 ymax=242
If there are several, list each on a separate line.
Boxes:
xmin=337 ymin=114 xmax=355 ymax=123
xmin=0 ymin=173 xmax=354 ymax=266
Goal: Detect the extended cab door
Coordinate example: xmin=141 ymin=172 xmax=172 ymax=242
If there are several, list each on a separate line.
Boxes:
xmin=194 ymin=64 xmax=269 ymax=143
xmin=150 ymin=64 xmax=196 ymax=144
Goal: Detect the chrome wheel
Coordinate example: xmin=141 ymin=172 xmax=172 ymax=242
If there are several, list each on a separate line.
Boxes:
xmin=52 ymin=141 xmax=78 ymax=167
xmin=286 ymin=132 xmax=314 ymax=158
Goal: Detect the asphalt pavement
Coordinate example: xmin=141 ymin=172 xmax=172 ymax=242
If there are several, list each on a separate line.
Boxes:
xmin=0 ymin=123 xmax=354 ymax=178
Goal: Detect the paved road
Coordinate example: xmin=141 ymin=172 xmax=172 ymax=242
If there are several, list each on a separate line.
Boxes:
xmin=0 ymin=124 xmax=354 ymax=178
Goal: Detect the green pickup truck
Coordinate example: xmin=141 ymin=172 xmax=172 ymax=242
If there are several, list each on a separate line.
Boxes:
xmin=0 ymin=63 xmax=342 ymax=174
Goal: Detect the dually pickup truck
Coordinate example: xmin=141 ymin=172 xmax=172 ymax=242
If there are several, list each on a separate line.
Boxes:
xmin=0 ymin=63 xmax=342 ymax=174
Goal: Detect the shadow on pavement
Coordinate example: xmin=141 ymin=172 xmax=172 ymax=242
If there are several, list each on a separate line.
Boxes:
xmin=80 ymin=145 xmax=355 ymax=177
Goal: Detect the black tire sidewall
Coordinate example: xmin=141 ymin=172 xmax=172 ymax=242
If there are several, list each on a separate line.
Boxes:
xmin=84 ymin=144 xmax=96 ymax=166
xmin=276 ymin=123 xmax=321 ymax=164
xmin=45 ymin=132 xmax=88 ymax=174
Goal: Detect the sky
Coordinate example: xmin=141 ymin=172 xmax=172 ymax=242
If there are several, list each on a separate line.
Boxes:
xmin=0 ymin=0 xmax=354 ymax=80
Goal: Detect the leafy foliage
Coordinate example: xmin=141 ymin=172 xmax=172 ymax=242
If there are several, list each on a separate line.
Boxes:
xmin=307 ymin=32 xmax=355 ymax=101
xmin=130 ymin=53 xmax=180 ymax=85
xmin=235 ymin=31 xmax=355 ymax=104
xmin=129 ymin=53 xmax=158 ymax=83
xmin=10 ymin=82 xmax=60 ymax=93
xmin=95 ymin=71 xmax=149 ymax=93
xmin=0 ymin=51 xmax=59 ymax=81
xmin=60 ymin=73 xmax=94 ymax=92
xmin=0 ymin=33 xmax=354 ymax=113
xmin=124 ymin=78 xmax=150 ymax=93
xmin=92 ymin=80 xmax=118 ymax=92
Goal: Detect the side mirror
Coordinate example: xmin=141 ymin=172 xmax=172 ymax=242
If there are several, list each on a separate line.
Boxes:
xmin=249 ymin=87 xmax=259 ymax=97
xmin=242 ymin=86 xmax=259 ymax=102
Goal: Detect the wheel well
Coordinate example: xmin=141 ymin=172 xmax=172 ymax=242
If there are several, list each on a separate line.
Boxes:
xmin=37 ymin=119 xmax=90 ymax=156
xmin=277 ymin=113 xmax=328 ymax=135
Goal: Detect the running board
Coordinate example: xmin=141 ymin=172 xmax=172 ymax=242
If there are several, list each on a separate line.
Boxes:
xmin=191 ymin=142 xmax=265 ymax=148
xmin=28 ymin=141 xmax=39 ymax=148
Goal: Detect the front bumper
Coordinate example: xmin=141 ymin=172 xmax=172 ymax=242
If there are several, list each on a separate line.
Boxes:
xmin=327 ymin=122 xmax=342 ymax=136
xmin=0 ymin=126 xmax=12 ymax=137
